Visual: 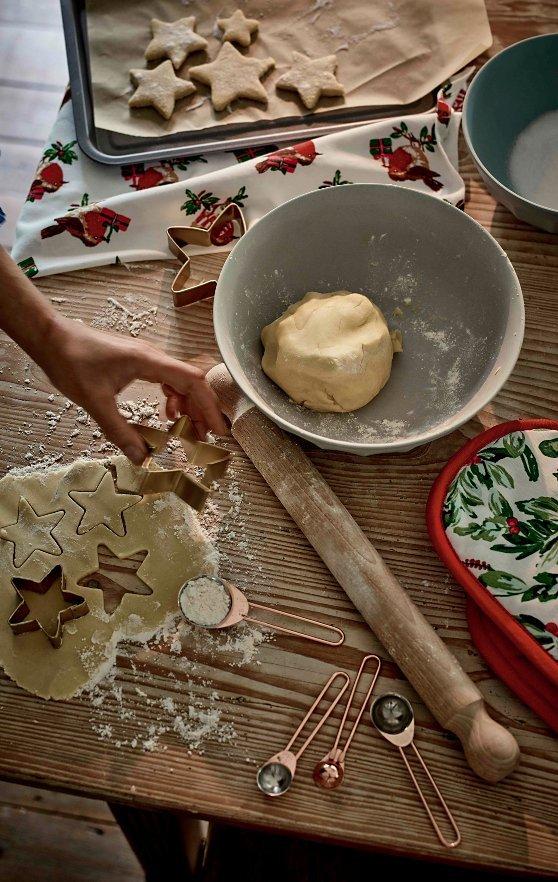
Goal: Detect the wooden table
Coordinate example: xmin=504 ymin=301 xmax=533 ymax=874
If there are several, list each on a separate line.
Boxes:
xmin=0 ymin=3 xmax=557 ymax=877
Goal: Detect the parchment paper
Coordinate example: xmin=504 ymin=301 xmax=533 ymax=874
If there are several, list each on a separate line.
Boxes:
xmin=88 ymin=0 xmax=492 ymax=138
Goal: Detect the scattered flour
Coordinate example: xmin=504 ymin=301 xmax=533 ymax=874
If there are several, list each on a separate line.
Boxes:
xmin=92 ymin=294 xmax=158 ymax=338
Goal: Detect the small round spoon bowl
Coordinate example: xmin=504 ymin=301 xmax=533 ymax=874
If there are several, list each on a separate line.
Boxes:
xmin=313 ymin=749 xmax=344 ymax=789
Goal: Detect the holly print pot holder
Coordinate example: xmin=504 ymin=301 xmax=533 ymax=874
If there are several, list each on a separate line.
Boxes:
xmin=427 ymin=420 xmax=558 ymax=732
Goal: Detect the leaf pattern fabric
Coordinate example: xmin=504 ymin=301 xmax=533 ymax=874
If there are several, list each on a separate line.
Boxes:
xmin=11 ymin=69 xmax=472 ymax=278
xmin=445 ymin=430 xmax=558 ymax=660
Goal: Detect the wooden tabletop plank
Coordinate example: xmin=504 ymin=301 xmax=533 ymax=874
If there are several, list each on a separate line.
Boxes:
xmin=0 ymin=0 xmax=557 ymax=875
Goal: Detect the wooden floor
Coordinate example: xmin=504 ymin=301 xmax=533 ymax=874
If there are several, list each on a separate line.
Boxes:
xmin=0 ymin=0 xmax=67 ymax=250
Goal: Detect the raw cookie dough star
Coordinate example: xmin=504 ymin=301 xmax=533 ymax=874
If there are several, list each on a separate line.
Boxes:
xmin=0 ymin=498 xmax=64 ymax=567
xmin=129 ymin=61 xmax=196 ymax=120
xmin=217 ymin=9 xmax=259 ymax=47
xmin=276 ymin=52 xmax=345 ymax=110
xmin=189 ymin=42 xmax=275 ymax=112
xmin=145 ymin=16 xmax=208 ymax=69
xmin=69 ymin=471 xmax=142 ymax=537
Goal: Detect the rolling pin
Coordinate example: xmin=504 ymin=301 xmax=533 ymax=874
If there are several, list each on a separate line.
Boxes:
xmin=207 ymin=364 xmax=520 ymax=783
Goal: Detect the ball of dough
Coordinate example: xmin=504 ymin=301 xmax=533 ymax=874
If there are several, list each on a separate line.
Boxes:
xmin=261 ymin=291 xmax=396 ymax=413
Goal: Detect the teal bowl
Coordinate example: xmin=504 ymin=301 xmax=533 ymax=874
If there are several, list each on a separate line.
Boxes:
xmin=463 ymin=34 xmax=558 ymax=233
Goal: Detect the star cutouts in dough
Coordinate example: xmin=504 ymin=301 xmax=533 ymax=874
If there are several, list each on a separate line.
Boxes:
xmin=69 ymin=471 xmax=142 ymax=537
xmin=0 ymin=498 xmax=64 ymax=567
xmin=9 ymin=565 xmax=89 ymax=649
xmin=78 ymin=545 xmax=152 ymax=616
xmin=276 ymin=52 xmax=345 ymax=110
xmin=129 ymin=61 xmax=196 ymax=120
xmin=217 ymin=9 xmax=259 ymax=47
xmin=189 ymin=42 xmax=275 ymax=112
xmin=145 ymin=16 xmax=208 ymax=69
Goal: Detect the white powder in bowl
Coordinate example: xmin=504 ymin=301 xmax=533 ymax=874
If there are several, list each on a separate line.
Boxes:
xmin=179 ymin=577 xmax=231 ymax=627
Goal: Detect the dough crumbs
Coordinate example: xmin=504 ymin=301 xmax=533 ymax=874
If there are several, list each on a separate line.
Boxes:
xmin=189 ymin=42 xmax=275 ymax=112
xmin=129 ymin=61 xmax=196 ymax=120
xmin=217 ymin=9 xmax=259 ymax=47
xmin=145 ymin=17 xmax=208 ymax=69
xmin=276 ymin=51 xmax=344 ymax=109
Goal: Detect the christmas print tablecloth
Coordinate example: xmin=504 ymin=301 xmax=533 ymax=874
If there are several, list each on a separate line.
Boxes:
xmin=11 ymin=70 xmax=470 ymax=279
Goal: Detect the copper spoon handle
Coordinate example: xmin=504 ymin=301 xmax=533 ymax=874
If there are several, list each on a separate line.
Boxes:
xmin=285 ymin=671 xmax=350 ymax=760
xmin=244 ymin=601 xmax=345 ymax=646
xmin=335 ymin=654 xmax=381 ymax=760
xmin=398 ymin=742 xmax=461 ymax=849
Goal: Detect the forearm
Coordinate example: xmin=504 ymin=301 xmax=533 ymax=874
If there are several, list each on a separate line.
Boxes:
xmin=0 ymin=246 xmax=60 ymax=363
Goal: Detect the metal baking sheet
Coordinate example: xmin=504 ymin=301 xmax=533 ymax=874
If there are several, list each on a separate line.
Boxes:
xmin=60 ymin=0 xmax=437 ymax=166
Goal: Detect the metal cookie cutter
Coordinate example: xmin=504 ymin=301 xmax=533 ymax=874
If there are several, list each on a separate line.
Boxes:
xmin=9 ymin=564 xmax=89 ymax=649
xmin=179 ymin=575 xmax=345 ymax=646
xmin=167 ymin=203 xmax=246 ymax=308
xmin=371 ymin=693 xmax=461 ymax=849
xmin=136 ymin=415 xmax=231 ymax=511
xmin=313 ymin=654 xmax=381 ymax=789
xmin=257 ymin=671 xmax=350 ymax=797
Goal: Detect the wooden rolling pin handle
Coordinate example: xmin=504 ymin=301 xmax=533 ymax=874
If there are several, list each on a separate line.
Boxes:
xmin=208 ymin=365 xmax=520 ymax=783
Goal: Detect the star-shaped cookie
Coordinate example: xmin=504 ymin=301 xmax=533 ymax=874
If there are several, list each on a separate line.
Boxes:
xmin=189 ymin=42 xmax=275 ymax=112
xmin=0 ymin=498 xmax=64 ymax=567
xmin=276 ymin=52 xmax=345 ymax=109
xmin=145 ymin=16 xmax=208 ymax=69
xmin=129 ymin=61 xmax=196 ymax=120
xmin=217 ymin=9 xmax=259 ymax=47
xmin=69 ymin=471 xmax=142 ymax=536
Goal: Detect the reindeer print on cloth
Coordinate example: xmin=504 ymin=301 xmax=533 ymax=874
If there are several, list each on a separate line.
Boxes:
xmin=12 ymin=69 xmax=472 ymax=278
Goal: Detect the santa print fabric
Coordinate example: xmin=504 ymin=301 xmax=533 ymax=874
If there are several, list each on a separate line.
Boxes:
xmin=12 ymin=70 xmax=471 ymax=278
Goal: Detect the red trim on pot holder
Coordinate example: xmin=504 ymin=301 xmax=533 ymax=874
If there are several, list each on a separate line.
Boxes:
xmin=427 ymin=419 xmax=558 ymax=693
xmin=467 ymin=600 xmax=558 ymax=733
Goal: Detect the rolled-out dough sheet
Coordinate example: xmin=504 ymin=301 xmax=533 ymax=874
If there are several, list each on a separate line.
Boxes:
xmin=86 ymin=0 xmax=492 ymax=138
xmin=0 ymin=456 xmax=217 ymax=700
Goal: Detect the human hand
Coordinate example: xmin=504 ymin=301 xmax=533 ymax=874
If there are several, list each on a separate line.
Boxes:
xmin=39 ymin=316 xmax=227 ymax=464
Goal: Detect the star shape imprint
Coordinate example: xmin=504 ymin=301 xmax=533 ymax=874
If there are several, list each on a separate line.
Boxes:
xmin=0 ymin=498 xmax=64 ymax=567
xmin=69 ymin=470 xmax=142 ymax=536
xmin=189 ymin=42 xmax=275 ymax=112
xmin=217 ymin=9 xmax=259 ymax=47
xmin=276 ymin=52 xmax=345 ymax=109
xmin=9 ymin=565 xmax=89 ymax=649
xmin=145 ymin=16 xmax=208 ymax=69
xmin=129 ymin=60 xmax=196 ymax=120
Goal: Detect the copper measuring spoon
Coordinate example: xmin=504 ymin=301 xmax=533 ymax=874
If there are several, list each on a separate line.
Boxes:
xmin=257 ymin=671 xmax=350 ymax=796
xmin=179 ymin=576 xmax=345 ymax=646
xmin=371 ymin=693 xmax=461 ymax=848
xmin=313 ymin=654 xmax=381 ymax=789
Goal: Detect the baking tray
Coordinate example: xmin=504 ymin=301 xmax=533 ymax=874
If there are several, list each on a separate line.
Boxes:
xmin=61 ymin=0 xmax=438 ymax=166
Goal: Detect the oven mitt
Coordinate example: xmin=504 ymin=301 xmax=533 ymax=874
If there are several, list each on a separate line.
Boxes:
xmin=427 ymin=420 xmax=558 ymax=732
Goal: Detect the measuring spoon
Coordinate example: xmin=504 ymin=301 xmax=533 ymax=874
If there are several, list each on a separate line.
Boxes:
xmin=179 ymin=576 xmax=345 ymax=646
xmin=313 ymin=654 xmax=381 ymax=789
xmin=371 ymin=692 xmax=461 ymax=848
xmin=257 ymin=671 xmax=350 ymax=796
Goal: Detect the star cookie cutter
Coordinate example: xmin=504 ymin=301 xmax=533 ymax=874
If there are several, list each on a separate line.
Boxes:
xmin=136 ymin=415 xmax=231 ymax=510
xmin=9 ymin=564 xmax=89 ymax=649
xmin=167 ymin=203 xmax=246 ymax=308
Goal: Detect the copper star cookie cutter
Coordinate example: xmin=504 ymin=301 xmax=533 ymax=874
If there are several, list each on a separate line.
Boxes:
xmin=9 ymin=564 xmax=89 ymax=649
xmin=136 ymin=415 xmax=231 ymax=510
xmin=167 ymin=203 xmax=246 ymax=308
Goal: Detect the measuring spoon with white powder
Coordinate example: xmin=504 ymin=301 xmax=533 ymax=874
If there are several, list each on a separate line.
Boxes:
xmin=178 ymin=575 xmax=344 ymax=646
